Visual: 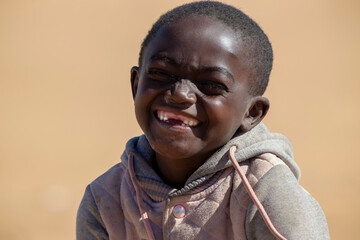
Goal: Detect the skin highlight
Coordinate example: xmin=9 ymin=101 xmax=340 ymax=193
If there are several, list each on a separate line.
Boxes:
xmin=131 ymin=16 xmax=269 ymax=188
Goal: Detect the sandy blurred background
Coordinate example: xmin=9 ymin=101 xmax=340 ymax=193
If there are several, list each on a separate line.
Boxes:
xmin=0 ymin=0 xmax=359 ymax=239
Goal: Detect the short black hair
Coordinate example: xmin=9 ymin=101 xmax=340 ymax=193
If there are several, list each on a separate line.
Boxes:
xmin=138 ymin=1 xmax=273 ymax=96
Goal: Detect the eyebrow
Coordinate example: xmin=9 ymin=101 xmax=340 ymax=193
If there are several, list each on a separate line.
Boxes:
xmin=150 ymin=54 xmax=179 ymax=65
xmin=199 ymin=66 xmax=234 ymax=81
xmin=150 ymin=54 xmax=234 ymax=81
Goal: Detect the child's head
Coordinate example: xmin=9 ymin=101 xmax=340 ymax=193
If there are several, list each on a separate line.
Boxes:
xmin=130 ymin=1 xmax=271 ymax=164
xmin=139 ymin=1 xmax=273 ymax=96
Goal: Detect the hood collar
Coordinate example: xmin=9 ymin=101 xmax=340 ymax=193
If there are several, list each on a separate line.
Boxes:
xmin=121 ymin=123 xmax=300 ymax=201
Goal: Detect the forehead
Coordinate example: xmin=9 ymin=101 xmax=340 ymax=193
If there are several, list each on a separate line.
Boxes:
xmin=144 ymin=16 xmax=239 ymax=57
xmin=142 ymin=16 xmax=252 ymax=81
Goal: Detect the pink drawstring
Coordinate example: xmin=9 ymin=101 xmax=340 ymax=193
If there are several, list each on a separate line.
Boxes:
xmin=229 ymin=146 xmax=287 ymax=240
xmin=128 ymin=147 xmax=286 ymax=240
xmin=128 ymin=153 xmax=156 ymax=240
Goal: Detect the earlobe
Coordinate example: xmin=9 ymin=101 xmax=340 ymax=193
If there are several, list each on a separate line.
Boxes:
xmin=130 ymin=66 xmax=140 ymax=99
xmin=240 ymin=96 xmax=270 ymax=132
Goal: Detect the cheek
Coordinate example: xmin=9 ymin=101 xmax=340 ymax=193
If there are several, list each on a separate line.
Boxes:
xmin=204 ymin=98 xmax=246 ymax=137
xmin=134 ymin=82 xmax=158 ymax=109
xmin=134 ymin=85 xmax=154 ymax=124
xmin=134 ymin=82 xmax=166 ymax=127
xmin=206 ymin=98 xmax=242 ymax=124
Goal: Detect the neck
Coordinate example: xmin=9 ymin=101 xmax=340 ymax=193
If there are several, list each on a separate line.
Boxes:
xmin=154 ymin=153 xmax=210 ymax=189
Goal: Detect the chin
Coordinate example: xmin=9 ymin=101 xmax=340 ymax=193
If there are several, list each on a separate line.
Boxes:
xmin=149 ymin=138 xmax=202 ymax=160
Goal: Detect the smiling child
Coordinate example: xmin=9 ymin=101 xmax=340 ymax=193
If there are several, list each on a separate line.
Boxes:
xmin=77 ymin=1 xmax=330 ymax=239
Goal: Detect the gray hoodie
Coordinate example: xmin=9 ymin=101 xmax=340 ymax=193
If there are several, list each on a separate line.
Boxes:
xmin=76 ymin=123 xmax=330 ymax=239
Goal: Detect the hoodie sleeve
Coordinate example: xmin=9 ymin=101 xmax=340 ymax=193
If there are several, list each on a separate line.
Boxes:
xmin=245 ymin=164 xmax=330 ymax=240
xmin=76 ymin=185 xmax=109 ymax=240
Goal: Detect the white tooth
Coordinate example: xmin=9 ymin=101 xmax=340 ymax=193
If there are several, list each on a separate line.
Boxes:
xmin=184 ymin=120 xmax=189 ymax=125
xmin=163 ymin=116 xmax=168 ymax=121
xmin=189 ymin=121 xmax=194 ymax=126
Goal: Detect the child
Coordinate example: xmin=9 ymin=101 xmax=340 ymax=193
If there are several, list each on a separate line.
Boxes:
xmin=77 ymin=1 xmax=330 ymax=239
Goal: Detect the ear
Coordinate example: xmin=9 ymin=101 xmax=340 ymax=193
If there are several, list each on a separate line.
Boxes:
xmin=240 ymin=96 xmax=270 ymax=132
xmin=130 ymin=66 xmax=140 ymax=99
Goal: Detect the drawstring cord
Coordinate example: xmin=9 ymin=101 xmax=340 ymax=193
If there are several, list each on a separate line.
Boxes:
xmin=229 ymin=146 xmax=287 ymax=240
xmin=128 ymin=147 xmax=286 ymax=240
xmin=128 ymin=153 xmax=156 ymax=240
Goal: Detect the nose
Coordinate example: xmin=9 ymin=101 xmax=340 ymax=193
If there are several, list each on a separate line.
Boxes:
xmin=164 ymin=80 xmax=196 ymax=107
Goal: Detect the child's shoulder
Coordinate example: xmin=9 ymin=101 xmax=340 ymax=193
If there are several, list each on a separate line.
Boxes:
xmin=77 ymin=162 xmax=130 ymax=239
xmin=247 ymin=153 xmax=288 ymax=180
xmin=94 ymin=162 xmax=126 ymax=184
xmin=232 ymin=153 xmax=291 ymax=195
xmin=90 ymin=162 xmax=129 ymax=201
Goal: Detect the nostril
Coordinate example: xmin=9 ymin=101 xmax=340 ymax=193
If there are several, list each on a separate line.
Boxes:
xmin=164 ymin=94 xmax=194 ymax=107
xmin=164 ymin=83 xmax=197 ymax=107
xmin=164 ymin=80 xmax=197 ymax=106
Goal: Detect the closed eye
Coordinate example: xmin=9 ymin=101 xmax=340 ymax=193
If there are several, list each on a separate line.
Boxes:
xmin=197 ymin=81 xmax=228 ymax=95
xmin=147 ymin=69 xmax=177 ymax=82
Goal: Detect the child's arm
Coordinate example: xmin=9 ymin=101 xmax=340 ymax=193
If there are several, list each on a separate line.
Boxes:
xmin=76 ymin=185 xmax=109 ymax=240
xmin=245 ymin=164 xmax=330 ymax=239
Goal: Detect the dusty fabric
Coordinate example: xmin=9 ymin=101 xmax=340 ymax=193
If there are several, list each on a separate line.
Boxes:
xmin=76 ymin=123 xmax=330 ymax=239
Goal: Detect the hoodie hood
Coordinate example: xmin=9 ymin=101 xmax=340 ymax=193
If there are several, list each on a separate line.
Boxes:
xmin=121 ymin=122 xmax=300 ymax=201
xmin=189 ymin=122 xmax=299 ymax=182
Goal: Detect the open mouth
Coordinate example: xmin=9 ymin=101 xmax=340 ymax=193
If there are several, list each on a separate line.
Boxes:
xmin=156 ymin=110 xmax=200 ymax=128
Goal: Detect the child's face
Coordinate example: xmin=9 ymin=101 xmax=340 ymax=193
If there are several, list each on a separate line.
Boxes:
xmin=131 ymin=16 xmax=259 ymax=163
